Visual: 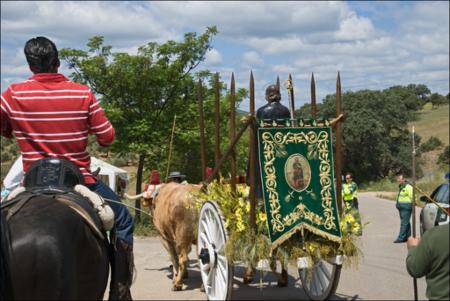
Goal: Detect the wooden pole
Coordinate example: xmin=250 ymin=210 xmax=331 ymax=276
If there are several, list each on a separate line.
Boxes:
xmin=249 ymin=71 xmax=256 ymax=232
xmin=214 ymin=73 xmax=221 ymax=170
xmin=311 ymin=73 xmax=317 ymax=118
xmin=197 ymin=79 xmax=207 ymax=181
xmin=204 ymin=117 xmax=253 ymax=185
xmin=229 ymin=73 xmax=237 ymax=193
xmin=411 ymin=125 xmax=418 ymax=301
xmin=165 ymin=114 xmax=177 ymax=181
xmin=288 ymin=73 xmax=296 ymax=126
xmin=335 ymin=72 xmax=343 ymax=214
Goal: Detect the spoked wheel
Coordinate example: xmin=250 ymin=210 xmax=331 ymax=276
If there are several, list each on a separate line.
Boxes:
xmin=197 ymin=201 xmax=233 ymax=300
xmin=299 ymin=257 xmax=342 ymax=301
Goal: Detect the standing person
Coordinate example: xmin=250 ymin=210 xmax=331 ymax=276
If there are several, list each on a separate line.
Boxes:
xmin=166 ymin=171 xmax=186 ymax=184
xmin=342 ymin=172 xmax=362 ymax=236
xmin=406 ymin=223 xmax=449 ymax=300
xmin=0 ymin=36 xmax=134 ymax=300
xmin=394 ymin=173 xmax=413 ymax=243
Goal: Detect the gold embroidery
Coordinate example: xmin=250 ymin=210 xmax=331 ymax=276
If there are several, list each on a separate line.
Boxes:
xmin=261 ymin=130 xmax=337 ymax=234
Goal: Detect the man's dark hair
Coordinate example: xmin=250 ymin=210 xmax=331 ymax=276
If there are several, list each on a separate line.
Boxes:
xmin=24 ymin=36 xmax=60 ymax=73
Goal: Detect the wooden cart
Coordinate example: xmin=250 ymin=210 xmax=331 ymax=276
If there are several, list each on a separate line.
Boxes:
xmin=196 ymin=72 xmax=345 ymax=300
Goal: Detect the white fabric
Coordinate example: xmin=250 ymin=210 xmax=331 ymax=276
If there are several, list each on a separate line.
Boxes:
xmin=6 ymin=186 xmax=26 ymax=201
xmin=90 ymin=157 xmax=129 ymax=192
xmin=3 ymin=155 xmax=24 ymax=190
xmin=74 ymin=184 xmax=115 ymax=230
xmin=142 ymin=184 xmax=163 ymax=199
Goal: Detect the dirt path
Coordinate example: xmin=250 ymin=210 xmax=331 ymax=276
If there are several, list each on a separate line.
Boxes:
xmin=128 ymin=192 xmax=427 ymax=300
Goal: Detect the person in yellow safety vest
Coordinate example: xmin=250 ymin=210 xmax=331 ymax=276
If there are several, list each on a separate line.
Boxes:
xmin=342 ymin=172 xmax=362 ymax=236
xmin=394 ymin=173 xmax=413 ymax=243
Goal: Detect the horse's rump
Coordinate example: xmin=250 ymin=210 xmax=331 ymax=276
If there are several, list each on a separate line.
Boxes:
xmin=1 ymin=194 xmax=110 ymax=300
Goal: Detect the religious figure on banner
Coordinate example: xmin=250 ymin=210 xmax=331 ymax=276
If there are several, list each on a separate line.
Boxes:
xmin=292 ymin=157 xmax=304 ymax=189
xmin=285 ymin=154 xmax=311 ymax=192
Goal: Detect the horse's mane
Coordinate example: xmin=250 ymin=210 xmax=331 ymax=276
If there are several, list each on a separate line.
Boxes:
xmin=0 ymin=210 xmax=13 ymax=300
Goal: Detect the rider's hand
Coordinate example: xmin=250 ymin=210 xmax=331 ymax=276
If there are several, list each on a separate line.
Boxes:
xmin=407 ymin=236 xmax=420 ymax=248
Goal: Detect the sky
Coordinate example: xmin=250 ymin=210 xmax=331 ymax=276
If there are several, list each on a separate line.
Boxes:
xmin=1 ymin=1 xmax=449 ymax=111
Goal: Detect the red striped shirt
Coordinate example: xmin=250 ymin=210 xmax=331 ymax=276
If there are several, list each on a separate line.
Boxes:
xmin=1 ymin=73 xmax=115 ymax=184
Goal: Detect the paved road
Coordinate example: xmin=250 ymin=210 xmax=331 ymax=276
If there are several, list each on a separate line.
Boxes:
xmin=129 ymin=193 xmax=427 ymax=300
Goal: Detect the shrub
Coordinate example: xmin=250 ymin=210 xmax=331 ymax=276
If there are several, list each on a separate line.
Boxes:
xmin=420 ymin=136 xmax=443 ymax=152
xmin=437 ymin=145 xmax=449 ymax=166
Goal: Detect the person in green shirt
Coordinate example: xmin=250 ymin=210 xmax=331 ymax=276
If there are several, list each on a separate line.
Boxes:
xmin=395 ymin=173 xmax=413 ymax=243
xmin=406 ymin=223 xmax=450 ymax=300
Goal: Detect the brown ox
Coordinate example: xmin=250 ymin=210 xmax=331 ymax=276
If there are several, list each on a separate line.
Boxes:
xmin=127 ymin=182 xmax=200 ymax=291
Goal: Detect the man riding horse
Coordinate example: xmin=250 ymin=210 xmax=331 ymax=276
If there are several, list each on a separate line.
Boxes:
xmin=0 ymin=36 xmax=134 ymax=300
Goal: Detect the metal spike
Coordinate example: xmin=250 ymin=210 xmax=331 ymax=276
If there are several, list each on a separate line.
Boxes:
xmin=311 ymin=72 xmax=317 ymax=118
xmin=276 ymin=75 xmax=281 ymax=93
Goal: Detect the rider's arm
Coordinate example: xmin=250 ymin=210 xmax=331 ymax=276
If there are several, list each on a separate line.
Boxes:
xmin=1 ymin=89 xmax=13 ymax=138
xmin=87 ymin=92 xmax=115 ymax=146
xmin=406 ymin=233 xmax=431 ymax=278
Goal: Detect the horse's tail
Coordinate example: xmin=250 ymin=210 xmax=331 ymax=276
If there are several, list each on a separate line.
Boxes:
xmin=0 ymin=210 xmax=13 ymax=299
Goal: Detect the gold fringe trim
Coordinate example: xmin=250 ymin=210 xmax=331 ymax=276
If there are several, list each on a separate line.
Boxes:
xmin=269 ymin=223 xmax=341 ymax=255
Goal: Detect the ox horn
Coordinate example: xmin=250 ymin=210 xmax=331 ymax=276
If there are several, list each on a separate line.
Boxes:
xmin=124 ymin=192 xmax=145 ymax=200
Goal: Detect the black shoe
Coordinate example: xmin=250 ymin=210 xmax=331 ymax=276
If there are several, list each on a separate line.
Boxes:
xmin=393 ymin=239 xmax=406 ymax=243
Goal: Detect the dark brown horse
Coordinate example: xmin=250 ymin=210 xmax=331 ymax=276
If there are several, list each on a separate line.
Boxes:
xmin=0 ymin=192 xmax=110 ymax=300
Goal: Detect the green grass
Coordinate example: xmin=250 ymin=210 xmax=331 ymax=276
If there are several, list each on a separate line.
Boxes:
xmin=360 ymin=104 xmax=449 ymax=206
xmin=410 ymin=104 xmax=449 ymax=143
xmin=360 ymin=177 xmax=398 ymax=192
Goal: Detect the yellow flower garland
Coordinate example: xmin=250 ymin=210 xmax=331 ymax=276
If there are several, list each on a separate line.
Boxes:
xmin=195 ymin=178 xmax=364 ymax=268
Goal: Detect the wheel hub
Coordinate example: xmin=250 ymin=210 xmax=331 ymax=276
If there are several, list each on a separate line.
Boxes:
xmin=199 ymin=248 xmax=210 ymax=265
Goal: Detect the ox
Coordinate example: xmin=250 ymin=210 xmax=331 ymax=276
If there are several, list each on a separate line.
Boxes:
xmin=126 ymin=182 xmax=200 ymax=291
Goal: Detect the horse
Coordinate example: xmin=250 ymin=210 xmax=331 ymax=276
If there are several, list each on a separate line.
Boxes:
xmin=0 ymin=193 xmax=111 ymax=300
xmin=0 ymin=158 xmax=111 ymax=300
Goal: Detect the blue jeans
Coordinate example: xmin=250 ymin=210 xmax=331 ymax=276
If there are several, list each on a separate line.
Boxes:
xmin=396 ymin=202 xmax=412 ymax=241
xmin=87 ymin=180 xmax=134 ymax=245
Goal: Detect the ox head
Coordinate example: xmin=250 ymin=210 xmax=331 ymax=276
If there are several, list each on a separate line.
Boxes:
xmin=124 ymin=184 xmax=163 ymax=214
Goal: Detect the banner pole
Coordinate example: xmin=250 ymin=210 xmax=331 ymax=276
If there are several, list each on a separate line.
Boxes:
xmin=411 ymin=126 xmax=418 ymax=301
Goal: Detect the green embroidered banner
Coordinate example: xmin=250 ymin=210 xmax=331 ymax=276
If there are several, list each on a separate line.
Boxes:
xmin=257 ymin=126 xmax=342 ymax=248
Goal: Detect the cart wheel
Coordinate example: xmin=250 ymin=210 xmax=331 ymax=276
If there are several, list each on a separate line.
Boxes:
xmin=299 ymin=258 xmax=342 ymax=301
xmin=197 ymin=201 xmax=233 ymax=300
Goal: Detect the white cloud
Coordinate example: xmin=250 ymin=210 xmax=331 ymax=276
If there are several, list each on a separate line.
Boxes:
xmin=1 ymin=1 xmax=448 ymax=102
xmin=242 ymin=51 xmax=263 ymax=66
xmin=204 ymin=49 xmax=223 ymax=66
xmin=334 ymin=12 xmax=375 ymax=41
xmin=1 ymin=1 xmax=175 ymax=46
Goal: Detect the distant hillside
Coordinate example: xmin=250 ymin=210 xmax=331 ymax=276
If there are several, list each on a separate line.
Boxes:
xmin=411 ymin=104 xmax=449 ymax=144
xmin=236 ymin=108 xmax=249 ymax=116
xmin=410 ymin=104 xmax=449 ymax=183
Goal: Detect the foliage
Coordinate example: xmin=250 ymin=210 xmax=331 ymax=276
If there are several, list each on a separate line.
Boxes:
xmin=437 ymin=145 xmax=449 ymax=166
xmin=0 ymin=137 xmax=19 ymax=163
xmin=60 ymin=28 xmax=219 ymax=219
xmin=420 ymin=136 xmax=443 ymax=153
xmin=428 ymin=93 xmax=448 ymax=108
xmin=59 ymin=28 xmax=252 ymax=190
xmin=195 ymin=178 xmax=362 ymax=269
xmin=297 ymin=85 xmax=429 ymax=182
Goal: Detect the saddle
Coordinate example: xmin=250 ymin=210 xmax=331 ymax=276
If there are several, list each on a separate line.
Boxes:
xmin=1 ymin=158 xmax=113 ymax=241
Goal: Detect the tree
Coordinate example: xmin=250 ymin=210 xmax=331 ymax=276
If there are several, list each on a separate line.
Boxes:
xmin=154 ymin=73 xmax=250 ymax=183
xmin=428 ymin=93 xmax=447 ymax=108
xmin=311 ymin=85 xmax=425 ymax=182
xmin=60 ymin=27 xmax=218 ymax=220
